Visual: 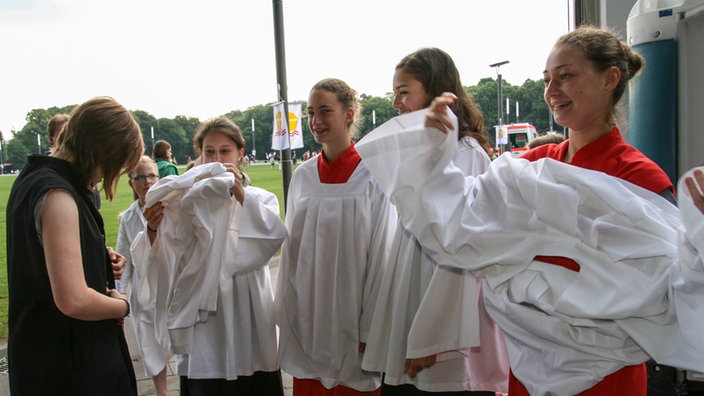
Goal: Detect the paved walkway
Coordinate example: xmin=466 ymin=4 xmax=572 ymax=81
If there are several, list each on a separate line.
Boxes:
xmin=0 ymin=258 xmax=293 ymax=396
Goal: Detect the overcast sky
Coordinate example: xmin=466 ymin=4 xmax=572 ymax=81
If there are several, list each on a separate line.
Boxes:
xmin=0 ymin=0 xmax=570 ymax=138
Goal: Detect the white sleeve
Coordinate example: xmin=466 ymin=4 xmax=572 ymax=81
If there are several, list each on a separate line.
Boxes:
xmin=407 ymin=266 xmax=480 ymax=357
xmin=115 ymin=215 xmax=133 ymax=294
xmin=232 ymin=187 xmax=287 ymax=274
xmin=359 ymin=181 xmax=398 ymax=343
xmin=129 ymin=226 xmax=155 ymax=306
xmin=454 ymin=136 xmax=491 ymax=176
xmin=405 ymin=139 xmax=490 ymax=356
xmin=671 ymin=167 xmax=704 ymax=350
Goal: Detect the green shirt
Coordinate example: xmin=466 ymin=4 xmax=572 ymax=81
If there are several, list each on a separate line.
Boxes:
xmin=156 ymin=158 xmax=178 ymax=178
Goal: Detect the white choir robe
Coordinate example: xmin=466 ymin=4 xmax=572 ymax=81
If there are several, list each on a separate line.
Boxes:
xmin=275 ymin=157 xmax=398 ymax=392
xmin=131 ymin=163 xmax=287 ymax=380
xmin=116 ymin=200 xmax=171 ymax=377
xmin=362 ymin=136 xmax=509 ymax=393
xmin=355 ymin=109 xmax=704 ymax=396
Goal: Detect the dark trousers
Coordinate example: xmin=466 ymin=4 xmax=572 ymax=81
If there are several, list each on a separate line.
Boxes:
xmin=381 ymin=382 xmax=495 ymax=396
xmin=180 ymin=370 xmax=284 ymax=396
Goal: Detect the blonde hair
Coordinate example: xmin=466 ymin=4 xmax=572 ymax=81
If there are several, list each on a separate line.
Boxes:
xmin=128 ymin=155 xmax=157 ymax=178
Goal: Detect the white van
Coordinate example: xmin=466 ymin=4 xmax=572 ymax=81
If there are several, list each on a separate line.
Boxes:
xmin=506 ymin=123 xmax=537 ymax=156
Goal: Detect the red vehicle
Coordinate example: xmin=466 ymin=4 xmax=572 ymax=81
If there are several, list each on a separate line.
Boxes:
xmin=496 ymin=123 xmax=537 ymax=156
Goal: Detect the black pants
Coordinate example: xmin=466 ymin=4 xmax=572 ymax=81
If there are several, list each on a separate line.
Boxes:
xmin=381 ymin=382 xmax=496 ymax=396
xmin=181 ymin=370 xmax=284 ymax=396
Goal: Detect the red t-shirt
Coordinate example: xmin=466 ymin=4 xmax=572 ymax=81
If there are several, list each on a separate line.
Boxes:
xmin=521 ymin=126 xmax=673 ymax=195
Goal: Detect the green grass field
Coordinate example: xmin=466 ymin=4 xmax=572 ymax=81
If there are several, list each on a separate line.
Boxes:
xmin=0 ymin=162 xmax=287 ymax=339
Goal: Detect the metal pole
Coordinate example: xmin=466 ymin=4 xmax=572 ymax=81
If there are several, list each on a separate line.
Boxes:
xmin=0 ymin=129 xmax=4 ymax=174
xmin=37 ymin=132 xmax=41 ymax=154
xmin=498 ymin=73 xmax=504 ymax=152
xmin=273 ymin=0 xmax=293 ymax=213
xmin=251 ymin=118 xmax=256 ymax=160
xmin=490 ymin=60 xmax=509 ymax=154
xmin=497 ymin=74 xmax=503 ymax=126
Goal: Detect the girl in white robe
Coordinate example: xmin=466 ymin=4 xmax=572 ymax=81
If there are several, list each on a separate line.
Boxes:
xmin=362 ymin=48 xmax=509 ymax=395
xmin=355 ymin=103 xmax=704 ymax=396
xmin=116 ymin=155 xmax=171 ymax=396
xmin=135 ymin=117 xmax=287 ymax=396
xmin=275 ymin=78 xmax=398 ymax=395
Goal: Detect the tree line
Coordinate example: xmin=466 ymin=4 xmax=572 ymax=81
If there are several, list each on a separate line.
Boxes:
xmin=0 ymin=77 xmax=561 ymax=171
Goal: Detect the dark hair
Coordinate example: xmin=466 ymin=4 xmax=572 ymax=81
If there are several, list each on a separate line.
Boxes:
xmin=555 ymin=25 xmax=645 ymax=121
xmin=310 ymin=78 xmax=361 ymax=136
xmin=193 ymin=117 xmax=245 ymax=165
xmin=55 ymin=96 xmax=143 ymax=200
xmin=396 ymin=48 xmax=490 ymax=152
xmin=527 ymin=133 xmax=565 ymax=149
xmin=152 ymin=140 xmax=172 ymax=160
xmin=47 ymin=113 xmax=69 ymax=145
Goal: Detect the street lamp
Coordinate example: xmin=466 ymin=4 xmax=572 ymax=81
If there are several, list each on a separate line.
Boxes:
xmin=489 ymin=60 xmax=510 ymax=152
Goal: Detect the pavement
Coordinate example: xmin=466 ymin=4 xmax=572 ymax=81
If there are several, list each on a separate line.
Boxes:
xmin=0 ymin=257 xmax=293 ymax=396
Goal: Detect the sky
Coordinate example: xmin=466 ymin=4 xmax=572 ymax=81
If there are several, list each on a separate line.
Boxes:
xmin=0 ymin=0 xmax=570 ymax=139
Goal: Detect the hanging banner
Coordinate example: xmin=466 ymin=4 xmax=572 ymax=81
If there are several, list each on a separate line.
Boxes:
xmin=272 ymin=102 xmax=304 ymax=150
xmin=495 ymin=125 xmax=508 ymax=145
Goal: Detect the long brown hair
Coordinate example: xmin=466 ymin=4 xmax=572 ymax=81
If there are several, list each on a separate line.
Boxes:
xmin=396 ymin=48 xmax=490 ymax=152
xmin=152 ymin=140 xmax=172 ymax=160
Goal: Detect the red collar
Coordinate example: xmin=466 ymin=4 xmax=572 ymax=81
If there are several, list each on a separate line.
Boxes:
xmin=317 ymin=142 xmax=362 ymax=183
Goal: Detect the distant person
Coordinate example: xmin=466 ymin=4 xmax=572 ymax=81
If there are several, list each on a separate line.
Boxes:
xmin=115 ymin=156 xmax=170 ymax=396
xmin=46 ymin=113 xmax=69 ymax=154
xmin=7 ymin=96 xmax=142 ymax=395
xmin=276 ymin=78 xmax=398 ymax=395
xmin=153 ymin=139 xmax=179 ymax=178
xmin=526 ymin=133 xmax=565 ymax=149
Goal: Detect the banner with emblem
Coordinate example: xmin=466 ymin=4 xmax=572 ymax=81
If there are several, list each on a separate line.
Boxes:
xmin=272 ymin=102 xmax=303 ymax=150
xmin=495 ymin=125 xmax=508 ymax=145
